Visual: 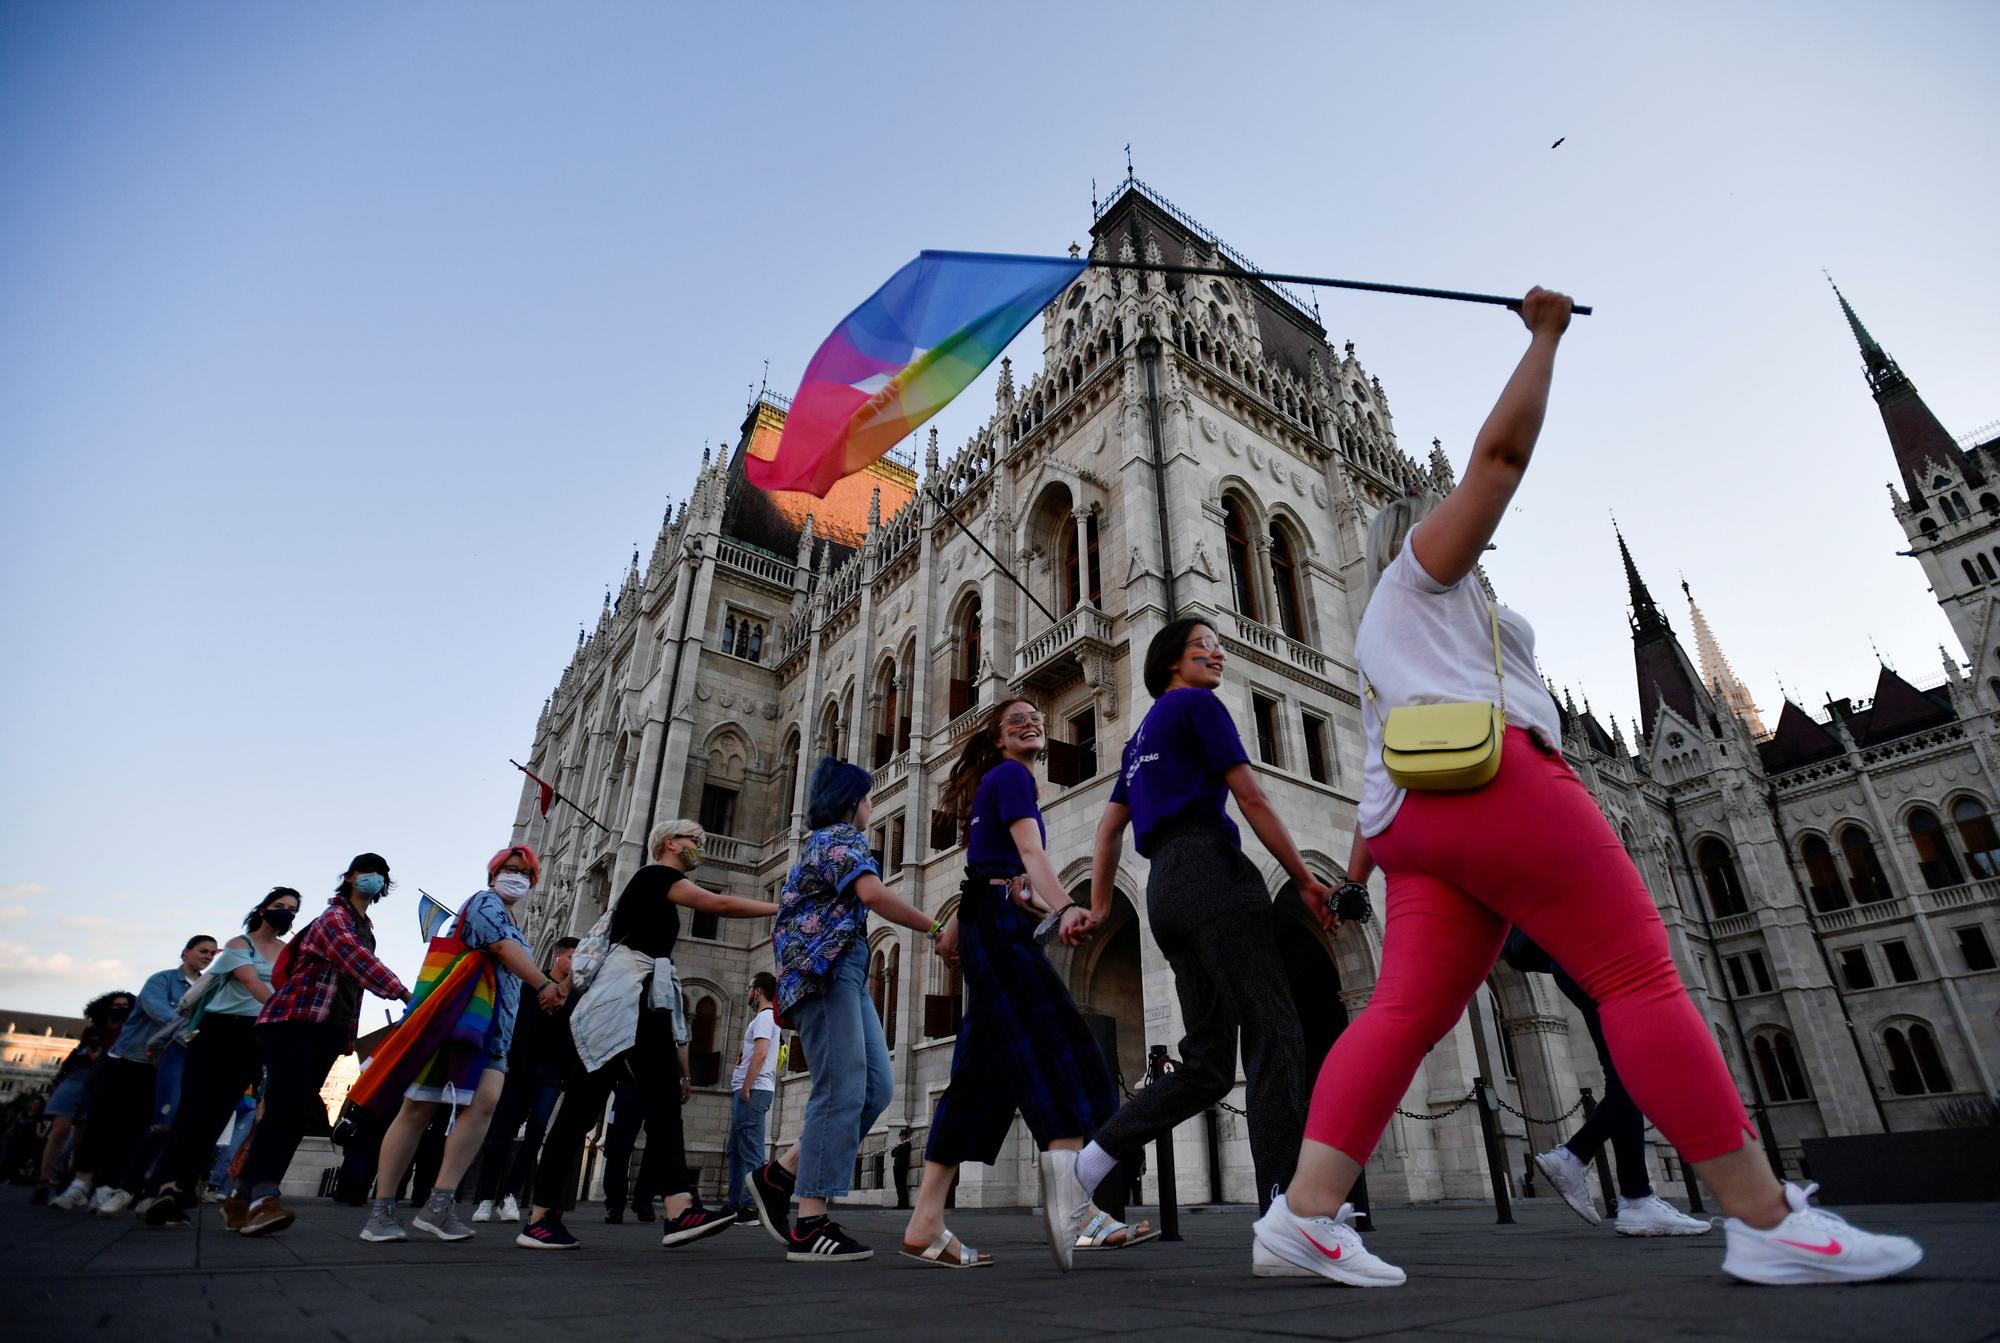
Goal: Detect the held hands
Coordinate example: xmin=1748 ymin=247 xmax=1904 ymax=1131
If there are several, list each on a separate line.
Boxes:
xmin=1514 ymin=286 xmax=1573 ymax=340
xmin=1297 ymin=875 xmax=1339 ymax=933
xmin=1055 ymin=903 xmax=1098 ymax=947
xmin=933 ymin=918 xmax=959 ymax=968
xmin=680 ymin=1075 xmax=692 ymax=1105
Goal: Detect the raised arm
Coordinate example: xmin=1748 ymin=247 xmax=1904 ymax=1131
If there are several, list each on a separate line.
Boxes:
xmin=1410 ymin=287 xmax=1573 ymax=587
xmin=669 ymin=881 xmax=779 ymax=920
xmin=1089 ymin=802 xmax=1130 ymax=923
xmin=1224 ymin=762 xmax=1334 ymax=928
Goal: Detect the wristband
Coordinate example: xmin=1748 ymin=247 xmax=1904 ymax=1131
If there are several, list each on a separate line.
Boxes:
xmin=927 ymin=914 xmax=946 ymax=939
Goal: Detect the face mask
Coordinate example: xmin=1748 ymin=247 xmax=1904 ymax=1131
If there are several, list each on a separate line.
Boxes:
xmin=263 ymin=908 xmax=297 ymax=933
xmin=353 ymin=873 xmax=387 ymax=898
xmin=494 ymin=872 xmax=532 ymax=901
xmin=678 ymin=844 xmax=702 ymax=873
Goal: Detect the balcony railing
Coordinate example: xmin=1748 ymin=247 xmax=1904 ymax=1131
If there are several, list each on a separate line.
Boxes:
xmin=1226 ymin=611 xmax=1328 ymax=678
xmin=1015 ymin=604 xmax=1114 ymax=690
xmin=1708 ymin=912 xmax=1758 ymax=937
xmin=1810 ymin=894 xmax=1910 ymax=933
xmin=872 ymin=749 xmax=910 ymax=797
xmin=702 ymin=833 xmax=753 ymax=868
xmin=1920 ymin=875 xmax=2000 ymax=913
xmin=715 ymin=539 xmax=795 ymax=588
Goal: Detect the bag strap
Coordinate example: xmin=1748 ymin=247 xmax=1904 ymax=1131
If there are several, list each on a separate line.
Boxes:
xmin=1361 ymin=598 xmax=1508 ymax=715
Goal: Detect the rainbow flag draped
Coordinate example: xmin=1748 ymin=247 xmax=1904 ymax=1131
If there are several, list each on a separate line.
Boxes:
xmin=747 ymin=251 xmax=1088 ymax=498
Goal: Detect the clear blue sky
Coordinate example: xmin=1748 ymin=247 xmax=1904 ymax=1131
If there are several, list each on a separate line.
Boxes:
xmin=3 ymin=1 xmax=1995 ymax=1016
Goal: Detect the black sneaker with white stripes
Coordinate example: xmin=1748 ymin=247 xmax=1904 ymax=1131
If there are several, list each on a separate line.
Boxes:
xmin=785 ymin=1215 xmax=872 ymax=1263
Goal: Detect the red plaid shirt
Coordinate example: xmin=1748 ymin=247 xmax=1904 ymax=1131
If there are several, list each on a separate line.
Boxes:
xmin=258 ymin=894 xmax=408 ymax=1049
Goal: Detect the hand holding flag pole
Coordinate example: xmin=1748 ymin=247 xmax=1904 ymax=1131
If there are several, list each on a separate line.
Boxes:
xmin=748 ymin=249 xmax=1590 ymax=502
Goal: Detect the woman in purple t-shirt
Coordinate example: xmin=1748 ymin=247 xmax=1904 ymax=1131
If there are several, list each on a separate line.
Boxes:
xmin=1049 ymin=619 xmax=1335 ymax=1225
xmin=898 ymin=698 xmax=1154 ymax=1272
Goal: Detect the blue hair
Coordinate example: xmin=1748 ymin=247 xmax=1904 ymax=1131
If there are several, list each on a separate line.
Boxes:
xmin=805 ymin=756 xmax=873 ymax=830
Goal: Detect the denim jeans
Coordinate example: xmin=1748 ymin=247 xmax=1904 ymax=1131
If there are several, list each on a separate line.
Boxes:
xmin=791 ymin=945 xmax=892 ymax=1199
xmin=725 ymin=1088 xmax=773 ymax=1208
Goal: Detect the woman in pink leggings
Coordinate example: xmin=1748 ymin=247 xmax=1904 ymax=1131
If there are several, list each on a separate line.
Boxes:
xmin=1252 ymin=287 xmax=1923 ymax=1289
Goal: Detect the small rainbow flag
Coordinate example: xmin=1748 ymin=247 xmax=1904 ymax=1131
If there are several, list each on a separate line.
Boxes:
xmin=748 ymin=250 xmax=1087 ymax=497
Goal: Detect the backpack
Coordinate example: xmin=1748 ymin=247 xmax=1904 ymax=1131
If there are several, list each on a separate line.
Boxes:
xmin=566 ymin=907 xmax=615 ymax=993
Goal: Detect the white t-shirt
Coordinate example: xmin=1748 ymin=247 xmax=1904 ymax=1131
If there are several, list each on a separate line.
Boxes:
xmin=1355 ymin=526 xmax=1562 ymax=838
xmin=730 ymin=1007 xmax=779 ymax=1092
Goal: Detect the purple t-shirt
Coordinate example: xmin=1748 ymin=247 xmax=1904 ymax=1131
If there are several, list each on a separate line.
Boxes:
xmin=1110 ymin=687 xmax=1250 ymax=857
xmin=965 ymin=759 xmax=1044 ymax=876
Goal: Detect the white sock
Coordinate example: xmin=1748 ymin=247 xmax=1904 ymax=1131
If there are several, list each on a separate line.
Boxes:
xmin=65 ymin=1178 xmax=90 ymax=1196
xmin=1075 ymin=1143 xmax=1116 ymax=1196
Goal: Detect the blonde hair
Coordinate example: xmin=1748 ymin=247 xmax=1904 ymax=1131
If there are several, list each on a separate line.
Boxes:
xmin=1365 ymin=493 xmax=1439 ymax=595
xmin=649 ymin=818 xmax=705 ymax=861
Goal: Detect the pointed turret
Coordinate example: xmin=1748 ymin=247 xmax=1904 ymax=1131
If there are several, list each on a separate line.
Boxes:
xmin=1830 ymin=276 xmax=1981 ymax=508
xmin=1683 ymin=578 xmax=1768 ymax=735
xmin=1617 ymin=526 xmax=1716 ymax=739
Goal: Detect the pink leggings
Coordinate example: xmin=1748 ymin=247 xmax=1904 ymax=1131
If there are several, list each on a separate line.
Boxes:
xmin=1306 ymin=728 xmax=1754 ymax=1165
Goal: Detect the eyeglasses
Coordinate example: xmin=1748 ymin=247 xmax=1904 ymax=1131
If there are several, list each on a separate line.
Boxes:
xmin=1002 ymin=711 xmax=1046 ymax=728
xmin=1184 ymin=637 xmax=1222 ymax=654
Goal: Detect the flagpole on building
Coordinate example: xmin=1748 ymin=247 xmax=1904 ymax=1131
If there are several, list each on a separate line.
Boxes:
xmin=1087 ymin=259 xmax=1593 ymax=316
xmin=509 ymin=758 xmax=613 ymax=834
xmin=923 ymin=484 xmax=1060 ymax=626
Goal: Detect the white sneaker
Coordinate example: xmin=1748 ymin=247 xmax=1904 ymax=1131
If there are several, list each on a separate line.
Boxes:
xmin=1036 ymin=1149 xmax=1086 ymax=1274
xmin=1251 ymin=1192 xmax=1406 ymax=1287
xmin=94 ymin=1188 xmax=134 ymax=1217
xmin=1533 ymin=1148 xmax=1602 ymax=1226
xmin=1616 ymin=1194 xmax=1712 ymax=1237
xmin=471 ymin=1200 xmax=494 ymax=1224
xmin=499 ymin=1194 xmax=521 ymax=1223
xmin=86 ymin=1186 xmax=118 ymax=1214
xmin=1722 ymin=1182 xmax=1923 ymax=1285
xmin=50 ymin=1181 xmax=93 ymax=1211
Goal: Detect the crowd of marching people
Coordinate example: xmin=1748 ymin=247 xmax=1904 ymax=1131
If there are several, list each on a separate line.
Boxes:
xmin=21 ymin=288 xmax=1927 ymax=1288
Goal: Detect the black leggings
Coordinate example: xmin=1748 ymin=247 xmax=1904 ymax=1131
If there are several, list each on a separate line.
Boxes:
xmin=532 ymin=1010 xmax=688 ymax=1211
xmin=241 ymin=1019 xmax=344 ymax=1201
xmin=152 ymin=1015 xmax=260 ymax=1196
xmin=77 ymin=1056 xmax=155 ymax=1183
xmin=1553 ymin=964 xmax=1652 ymax=1199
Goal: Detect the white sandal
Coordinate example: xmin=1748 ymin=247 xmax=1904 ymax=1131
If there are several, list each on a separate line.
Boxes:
xmin=1075 ymin=1208 xmax=1160 ymax=1252
xmin=899 ymin=1228 xmax=993 ymax=1268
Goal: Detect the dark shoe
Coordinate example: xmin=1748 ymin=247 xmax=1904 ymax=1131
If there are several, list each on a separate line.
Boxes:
xmin=660 ymin=1205 xmax=735 ymax=1248
xmin=221 ymin=1194 xmax=249 ymax=1231
xmin=238 ymin=1197 xmax=296 ymax=1237
xmin=603 ymin=1207 xmax=624 ymax=1224
xmin=29 ymin=1186 xmax=48 ymax=1206
xmin=735 ymin=1207 xmax=759 ymax=1226
xmin=787 ymin=1215 xmax=872 ymax=1263
xmin=634 ymin=1198 xmax=655 ymax=1223
xmin=516 ymin=1217 xmax=581 ymax=1250
xmin=144 ymin=1196 xmax=191 ymax=1228
xmin=748 ymin=1161 xmax=793 ymax=1246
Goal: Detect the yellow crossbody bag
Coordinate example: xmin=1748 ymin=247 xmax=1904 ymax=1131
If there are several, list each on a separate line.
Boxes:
xmin=1365 ymin=606 xmax=1507 ymax=791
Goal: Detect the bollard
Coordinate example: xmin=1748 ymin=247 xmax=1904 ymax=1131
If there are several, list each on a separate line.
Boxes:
xmin=1680 ymin=1157 xmax=1706 ymax=1216
xmin=1579 ymin=1087 xmax=1617 ymax=1219
xmin=1350 ymin=1170 xmax=1375 ymax=1231
xmin=1149 ymin=1045 xmax=1182 ymax=1242
xmin=1473 ymin=1076 xmax=1515 ymax=1225
xmin=1203 ymin=1105 xmax=1223 ymax=1204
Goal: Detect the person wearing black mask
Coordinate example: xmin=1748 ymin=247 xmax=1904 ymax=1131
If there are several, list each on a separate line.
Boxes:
xmin=140 ymin=889 xmax=303 ymax=1227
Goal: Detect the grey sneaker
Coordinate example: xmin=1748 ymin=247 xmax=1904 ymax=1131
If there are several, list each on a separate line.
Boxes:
xmin=412 ymin=1195 xmax=473 ymax=1242
xmin=359 ymin=1206 xmax=407 ymax=1242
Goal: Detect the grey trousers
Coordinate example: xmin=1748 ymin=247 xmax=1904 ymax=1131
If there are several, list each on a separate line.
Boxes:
xmin=1089 ymin=826 xmax=1307 ymax=1210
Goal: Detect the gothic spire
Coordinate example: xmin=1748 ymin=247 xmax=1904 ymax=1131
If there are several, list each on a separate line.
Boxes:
xmin=1682 ymin=577 xmax=1768 ymax=736
xmin=1616 ymin=522 xmax=1668 ymax=636
xmin=1828 ymin=275 xmax=1981 ymax=506
xmin=1618 ymin=525 xmax=1715 ymax=739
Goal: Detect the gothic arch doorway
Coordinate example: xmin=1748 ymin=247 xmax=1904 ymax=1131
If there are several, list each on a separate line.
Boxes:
xmin=1070 ymin=890 xmax=1145 ymax=1092
xmin=1271 ymin=881 xmax=1349 ymax=1071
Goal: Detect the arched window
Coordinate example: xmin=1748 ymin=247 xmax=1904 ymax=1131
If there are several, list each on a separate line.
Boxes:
xmin=923 ymin=917 xmax=963 ymax=1039
xmin=1952 ymin=797 xmax=2000 ymax=878
xmin=1909 ymin=807 xmax=1964 ymax=889
xmin=872 ymin=661 xmax=899 ymax=768
xmin=1963 ymin=559 xmax=1980 ymax=585
xmin=949 ymin=596 xmax=982 ymax=719
xmin=1839 ymin=826 xmax=1893 ymax=904
xmin=723 ymin=614 xmax=737 ymax=653
xmin=688 ymin=996 xmax=721 ymax=1087
xmin=748 ymin=624 xmax=763 ymax=661
xmin=1696 ymin=837 xmax=1749 ymax=917
xmin=1752 ymin=1030 xmax=1811 ymax=1101
xmin=1222 ymin=496 xmax=1261 ymax=621
xmin=1061 ymin=513 xmax=1102 ymax=611
xmin=1983 ymin=493 xmax=1999 ymax=515
xmin=1801 ymin=835 xmax=1848 ymax=912
xmin=1980 ymin=554 xmax=1996 ymax=583
xmin=868 ymin=941 xmax=900 ymax=1044
xmin=1270 ymin=523 xmax=1305 ymax=640
xmin=1884 ymin=1022 xmax=1953 ymax=1095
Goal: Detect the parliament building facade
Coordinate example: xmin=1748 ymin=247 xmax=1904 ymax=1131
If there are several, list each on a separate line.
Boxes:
xmin=508 ymin=181 xmax=1999 ymax=1209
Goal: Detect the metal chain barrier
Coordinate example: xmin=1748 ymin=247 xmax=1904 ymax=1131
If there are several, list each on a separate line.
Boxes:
xmin=1396 ymin=1089 xmax=1477 ymax=1120
xmin=1491 ymin=1091 xmax=1587 ymax=1126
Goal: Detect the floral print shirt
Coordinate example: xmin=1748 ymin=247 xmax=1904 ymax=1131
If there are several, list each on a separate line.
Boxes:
xmin=773 ymin=823 xmax=881 ymax=1013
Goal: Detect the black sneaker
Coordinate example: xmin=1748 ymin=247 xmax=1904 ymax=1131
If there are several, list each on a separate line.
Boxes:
xmin=660 ymin=1206 xmax=735 ymax=1248
xmin=516 ymin=1217 xmax=581 ymax=1250
xmin=603 ymin=1207 xmax=624 ymax=1224
xmin=735 ymin=1207 xmax=759 ymax=1226
xmin=748 ymin=1161 xmax=794 ymax=1246
xmin=633 ymin=1198 xmax=655 ymax=1224
xmin=144 ymin=1195 xmax=191 ymax=1228
xmin=786 ymin=1215 xmax=872 ymax=1263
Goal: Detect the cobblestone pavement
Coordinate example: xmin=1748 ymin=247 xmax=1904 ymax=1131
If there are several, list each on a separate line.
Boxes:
xmin=2 ymin=1194 xmax=1992 ymax=1341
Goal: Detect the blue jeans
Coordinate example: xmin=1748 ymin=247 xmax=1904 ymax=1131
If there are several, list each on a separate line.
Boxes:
xmin=726 ymin=1088 xmax=773 ymax=1208
xmin=792 ymin=945 xmax=892 ymax=1199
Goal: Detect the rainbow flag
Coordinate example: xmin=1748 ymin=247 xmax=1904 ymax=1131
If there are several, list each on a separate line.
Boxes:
xmin=748 ymin=251 xmax=1087 ymax=497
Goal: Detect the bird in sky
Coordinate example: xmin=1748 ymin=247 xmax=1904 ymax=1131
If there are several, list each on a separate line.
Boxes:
xmin=1551 ymin=136 xmax=1565 ymax=148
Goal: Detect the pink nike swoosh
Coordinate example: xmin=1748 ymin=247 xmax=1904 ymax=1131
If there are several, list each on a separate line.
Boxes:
xmin=1775 ymin=1236 xmax=1842 ymax=1256
xmin=1299 ymin=1228 xmax=1344 ymax=1261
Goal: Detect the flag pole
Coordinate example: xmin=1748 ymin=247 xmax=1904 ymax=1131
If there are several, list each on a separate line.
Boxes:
xmin=924 ymin=483 xmax=1060 ymax=625
xmin=509 ymin=758 xmax=614 ymax=834
xmin=1087 ymin=258 xmax=1593 ymax=316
